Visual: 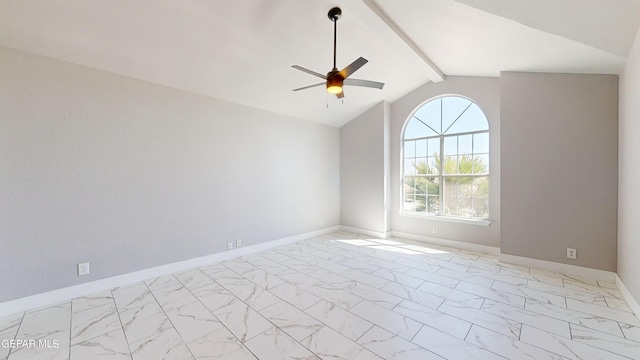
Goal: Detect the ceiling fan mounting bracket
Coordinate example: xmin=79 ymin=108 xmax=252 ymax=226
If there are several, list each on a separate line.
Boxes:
xmin=328 ymin=7 xmax=342 ymax=21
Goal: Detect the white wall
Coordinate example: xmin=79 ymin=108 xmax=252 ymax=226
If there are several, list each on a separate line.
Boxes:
xmin=0 ymin=46 xmax=340 ymax=302
xmin=618 ymin=30 xmax=640 ymax=300
xmin=340 ymin=102 xmax=390 ymax=234
xmin=501 ymin=72 xmax=618 ymax=271
xmin=390 ymin=77 xmax=501 ymax=247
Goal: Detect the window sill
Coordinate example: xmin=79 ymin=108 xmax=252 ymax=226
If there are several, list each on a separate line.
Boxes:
xmin=399 ymin=212 xmax=492 ymax=226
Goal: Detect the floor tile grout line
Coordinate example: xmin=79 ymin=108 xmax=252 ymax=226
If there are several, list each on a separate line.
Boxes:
xmin=68 ymin=300 xmax=73 ymax=360
xmin=110 ymin=288 xmax=135 ymax=360
xmin=144 ymin=282 xmax=201 ymax=360
xmin=5 ymin=311 xmax=26 ymax=359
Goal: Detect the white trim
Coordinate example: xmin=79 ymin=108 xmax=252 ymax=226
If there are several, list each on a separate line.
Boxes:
xmin=344 ymin=0 xmax=445 ymax=82
xmin=340 ymin=225 xmax=391 ymax=239
xmin=615 ymin=274 xmax=640 ymax=318
xmin=0 ymin=226 xmax=340 ymax=317
xmin=390 ymin=231 xmax=500 ymax=255
xmin=398 ymin=212 xmax=492 ymax=226
xmin=499 ymin=253 xmax=616 ymax=283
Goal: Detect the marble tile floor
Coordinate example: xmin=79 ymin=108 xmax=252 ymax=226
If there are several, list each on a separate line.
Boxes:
xmin=1 ymin=231 xmax=639 ymax=360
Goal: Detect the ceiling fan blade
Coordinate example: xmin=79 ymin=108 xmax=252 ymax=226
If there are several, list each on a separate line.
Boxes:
xmin=292 ymin=82 xmax=325 ymax=91
xmin=336 ymin=90 xmax=344 ymax=99
xmin=343 ymin=78 xmax=384 ymax=89
xmin=292 ymin=65 xmax=327 ymax=79
xmin=338 ymin=57 xmax=368 ymax=79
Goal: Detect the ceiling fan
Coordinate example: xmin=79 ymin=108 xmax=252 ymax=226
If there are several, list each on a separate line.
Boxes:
xmin=292 ymin=7 xmax=384 ymax=99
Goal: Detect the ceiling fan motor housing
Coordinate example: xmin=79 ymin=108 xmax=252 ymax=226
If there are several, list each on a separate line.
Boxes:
xmin=326 ymin=69 xmax=344 ymax=94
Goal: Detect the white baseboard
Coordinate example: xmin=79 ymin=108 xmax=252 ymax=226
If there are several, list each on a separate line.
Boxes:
xmin=615 ymin=274 xmax=640 ymax=318
xmin=0 ymin=226 xmax=340 ymax=318
xmin=390 ymin=231 xmax=500 ymax=256
xmin=340 ymin=225 xmax=391 ymax=239
xmin=499 ymin=253 xmax=616 ymax=283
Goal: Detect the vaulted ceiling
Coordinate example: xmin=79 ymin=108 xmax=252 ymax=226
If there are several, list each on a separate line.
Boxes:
xmin=0 ymin=0 xmax=638 ymax=126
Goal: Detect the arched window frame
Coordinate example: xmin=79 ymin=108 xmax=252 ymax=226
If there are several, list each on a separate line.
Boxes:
xmin=401 ymin=95 xmax=490 ymax=221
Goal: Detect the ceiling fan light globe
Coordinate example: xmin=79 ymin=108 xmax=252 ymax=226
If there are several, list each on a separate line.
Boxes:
xmin=326 ymin=76 xmax=343 ymax=94
xmin=327 ymin=84 xmax=342 ymax=94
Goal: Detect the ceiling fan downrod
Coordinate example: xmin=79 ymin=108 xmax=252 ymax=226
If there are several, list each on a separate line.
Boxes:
xmin=328 ymin=7 xmax=342 ymax=71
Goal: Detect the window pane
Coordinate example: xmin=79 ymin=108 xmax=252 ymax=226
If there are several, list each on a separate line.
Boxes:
xmin=427 ymin=157 xmax=439 ymax=174
xmin=427 ymin=195 xmax=440 ymax=214
xmin=444 ymin=136 xmax=457 ymax=156
xmin=472 ymin=176 xmax=489 ymax=198
xmin=403 ymin=176 xmax=427 ymax=212
xmin=473 ymin=132 xmax=489 ymax=154
xmin=458 ymin=155 xmax=475 ymax=174
xmin=403 ymin=200 xmax=415 ymax=212
xmin=473 ymin=154 xmax=489 ymax=174
xmin=459 ymin=196 xmax=473 ymax=217
xmin=472 ymin=198 xmax=489 ymax=219
xmin=472 ymin=176 xmax=489 ymax=219
xmin=442 ymin=97 xmax=472 ymax=133
xmin=458 ymin=134 xmax=472 ymax=155
xmin=404 ymin=118 xmax=438 ymax=139
xmin=445 ymin=104 xmax=489 ymax=134
xmin=416 ymin=139 xmax=427 ymax=157
xmin=403 ymin=179 xmax=418 ymax=212
xmin=443 ymin=177 xmax=457 ymax=196
xmin=404 ymin=159 xmax=417 ymax=175
xmin=414 ymin=158 xmax=428 ymax=174
xmin=443 ymin=177 xmax=480 ymax=217
xmin=443 ymin=155 xmax=458 ymax=174
xmin=443 ymin=177 xmax=458 ymax=216
xmin=427 ymin=177 xmax=440 ymax=195
xmin=414 ymin=177 xmax=427 ymax=196
xmin=458 ymin=177 xmax=472 ymax=197
xmin=428 ymin=138 xmax=440 ymax=157
xmin=444 ymin=196 xmax=457 ymax=216
xmin=404 ymin=141 xmax=415 ymax=158
xmin=413 ymin=99 xmax=442 ymax=134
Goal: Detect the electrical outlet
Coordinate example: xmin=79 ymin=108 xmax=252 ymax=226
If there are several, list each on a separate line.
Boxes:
xmin=77 ymin=262 xmax=90 ymax=276
xmin=432 ymin=226 xmax=438 ymax=234
xmin=319 ymin=219 xmax=324 ymax=226
xmin=236 ymin=239 xmax=242 ymax=247
xmin=567 ymin=248 xmax=577 ymax=259
xmin=227 ymin=242 xmax=233 ymax=250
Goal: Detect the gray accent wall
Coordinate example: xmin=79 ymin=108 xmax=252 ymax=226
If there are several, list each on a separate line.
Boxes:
xmin=618 ymin=30 xmax=640 ymax=301
xmin=340 ymin=102 xmax=390 ymax=234
xmin=390 ymin=77 xmax=501 ymax=247
xmin=501 ymin=72 xmax=618 ymax=271
xmin=0 ymin=46 xmax=340 ymax=302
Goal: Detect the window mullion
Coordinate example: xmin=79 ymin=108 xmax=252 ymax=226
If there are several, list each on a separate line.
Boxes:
xmin=439 ymin=134 xmax=444 ymax=216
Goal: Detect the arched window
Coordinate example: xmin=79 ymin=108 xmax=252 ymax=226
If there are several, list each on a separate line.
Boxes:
xmin=402 ymin=96 xmax=489 ymax=219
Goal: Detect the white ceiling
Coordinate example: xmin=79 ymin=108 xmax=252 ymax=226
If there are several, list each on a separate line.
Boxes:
xmin=0 ymin=0 xmax=638 ymax=127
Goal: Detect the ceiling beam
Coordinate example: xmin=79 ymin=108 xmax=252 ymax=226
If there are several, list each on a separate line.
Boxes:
xmin=344 ymin=0 xmax=445 ymax=82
